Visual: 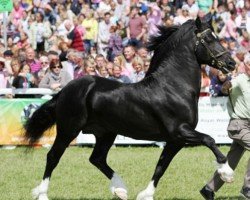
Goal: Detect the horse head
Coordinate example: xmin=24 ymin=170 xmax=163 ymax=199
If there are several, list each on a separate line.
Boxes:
xmin=194 ymin=13 xmax=236 ymax=74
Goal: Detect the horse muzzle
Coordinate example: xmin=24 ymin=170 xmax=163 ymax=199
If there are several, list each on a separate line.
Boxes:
xmin=218 ymin=59 xmax=236 ymax=74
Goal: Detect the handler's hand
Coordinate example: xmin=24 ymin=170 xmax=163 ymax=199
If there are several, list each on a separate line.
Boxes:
xmin=221 ymin=80 xmax=232 ymax=95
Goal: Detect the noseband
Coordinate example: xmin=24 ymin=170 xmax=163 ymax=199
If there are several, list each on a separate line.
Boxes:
xmin=195 ymin=29 xmax=228 ymax=68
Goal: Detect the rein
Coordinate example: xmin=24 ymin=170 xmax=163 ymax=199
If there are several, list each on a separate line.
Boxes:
xmin=195 ymin=29 xmax=228 ymax=69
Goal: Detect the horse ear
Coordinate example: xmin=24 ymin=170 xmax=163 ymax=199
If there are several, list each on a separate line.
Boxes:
xmin=204 ymin=12 xmax=213 ymax=26
xmin=195 ymin=16 xmax=202 ymax=30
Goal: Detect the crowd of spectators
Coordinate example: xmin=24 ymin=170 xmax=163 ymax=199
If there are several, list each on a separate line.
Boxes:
xmin=0 ymin=0 xmax=249 ymax=98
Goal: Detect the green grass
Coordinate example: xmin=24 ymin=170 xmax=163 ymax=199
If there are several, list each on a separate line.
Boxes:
xmin=0 ymin=145 xmax=249 ymax=200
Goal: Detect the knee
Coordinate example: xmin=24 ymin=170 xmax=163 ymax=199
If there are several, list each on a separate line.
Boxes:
xmin=203 ymin=136 xmax=216 ymax=147
xmin=89 ymin=155 xmax=104 ymax=167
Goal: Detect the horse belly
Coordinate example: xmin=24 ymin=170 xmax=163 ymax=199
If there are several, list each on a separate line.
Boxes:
xmin=85 ymin=113 xmax=164 ymax=141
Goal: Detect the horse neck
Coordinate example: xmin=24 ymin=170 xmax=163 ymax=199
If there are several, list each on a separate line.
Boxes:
xmin=151 ymin=36 xmax=201 ymax=93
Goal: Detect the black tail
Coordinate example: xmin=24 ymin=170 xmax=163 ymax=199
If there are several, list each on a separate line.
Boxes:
xmin=24 ymin=93 xmax=59 ymax=145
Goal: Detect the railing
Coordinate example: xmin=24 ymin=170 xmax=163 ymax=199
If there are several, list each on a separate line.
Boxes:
xmin=0 ymin=88 xmax=55 ymax=96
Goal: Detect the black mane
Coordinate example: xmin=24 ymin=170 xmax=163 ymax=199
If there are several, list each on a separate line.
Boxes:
xmin=147 ymin=25 xmax=179 ymax=52
xmin=146 ymin=20 xmax=196 ymax=76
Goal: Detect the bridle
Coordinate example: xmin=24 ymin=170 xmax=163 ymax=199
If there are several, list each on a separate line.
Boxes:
xmin=195 ymin=29 xmax=228 ymax=69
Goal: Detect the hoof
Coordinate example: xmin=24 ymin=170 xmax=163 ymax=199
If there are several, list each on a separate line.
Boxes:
xmin=32 ymin=186 xmax=49 ymax=200
xmin=136 ymin=191 xmax=154 ymax=200
xmin=32 ymin=186 xmax=40 ymax=199
xmin=113 ymin=188 xmax=128 ymax=200
xmin=217 ymin=162 xmax=234 ymax=183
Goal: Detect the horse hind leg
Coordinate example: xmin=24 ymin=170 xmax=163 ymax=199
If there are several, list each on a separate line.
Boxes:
xmin=32 ymin=129 xmax=79 ymax=200
xmin=89 ymin=134 xmax=128 ymax=200
xmin=178 ymin=123 xmax=234 ymax=183
xmin=137 ymin=142 xmax=183 ymax=200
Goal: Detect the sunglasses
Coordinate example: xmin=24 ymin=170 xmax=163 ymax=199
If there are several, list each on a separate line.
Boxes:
xmin=41 ymin=62 xmax=48 ymax=64
xmin=52 ymin=65 xmax=62 ymax=69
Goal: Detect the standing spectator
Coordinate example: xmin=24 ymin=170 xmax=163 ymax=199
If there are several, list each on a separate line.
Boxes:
xmin=10 ymin=0 xmax=24 ymax=30
xmin=147 ymin=3 xmax=162 ymax=37
xmin=233 ymin=46 xmax=248 ymax=75
xmin=219 ymin=10 xmax=238 ymax=41
xmin=197 ymin=0 xmax=213 ymax=14
xmin=82 ymin=10 xmax=98 ymax=54
xmin=29 ymin=12 xmax=52 ymax=53
xmin=107 ymin=25 xmax=123 ymax=61
xmin=97 ymin=12 xmax=112 ymax=57
xmin=173 ymin=7 xmax=191 ymax=25
xmin=235 ymin=7 xmax=250 ymax=35
xmin=70 ymin=0 xmax=85 ymax=16
xmin=182 ymin=0 xmax=199 ymax=19
xmin=200 ymin=53 xmax=250 ymax=200
xmin=126 ymin=6 xmax=146 ymax=48
xmin=113 ymin=0 xmax=129 ymax=24
xmin=65 ymin=18 xmax=85 ymax=52
xmin=39 ymin=60 xmax=72 ymax=91
xmin=25 ymin=47 xmax=41 ymax=74
xmin=17 ymin=31 xmax=30 ymax=50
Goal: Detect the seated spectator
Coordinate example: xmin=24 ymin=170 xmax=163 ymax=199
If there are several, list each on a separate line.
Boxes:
xmin=84 ymin=59 xmax=97 ymax=76
xmin=25 ymin=47 xmax=41 ymax=74
xmin=109 ymin=65 xmax=131 ymax=83
xmin=58 ymin=41 xmax=69 ymax=62
xmin=106 ymin=61 xmax=114 ymax=77
xmin=0 ymin=57 xmax=8 ymax=88
xmin=99 ymin=66 xmax=109 ymax=78
xmin=39 ymin=60 xmax=72 ymax=91
xmin=74 ymin=58 xmax=86 ymax=79
xmin=12 ymin=64 xmax=37 ymax=98
xmin=209 ymin=70 xmax=231 ymax=97
xmin=240 ymin=30 xmax=250 ymax=52
xmin=130 ymin=56 xmax=145 ymax=83
xmin=113 ymin=54 xmax=129 ymax=76
xmin=6 ymin=58 xmax=21 ymax=88
xmin=36 ymin=55 xmax=50 ymax=83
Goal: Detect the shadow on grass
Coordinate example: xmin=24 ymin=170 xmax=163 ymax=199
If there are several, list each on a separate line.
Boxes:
xmin=216 ymin=196 xmax=245 ymax=200
xmin=51 ymin=196 xmax=245 ymax=200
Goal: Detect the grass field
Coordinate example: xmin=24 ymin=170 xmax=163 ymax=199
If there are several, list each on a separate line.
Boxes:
xmin=0 ymin=145 xmax=249 ymax=200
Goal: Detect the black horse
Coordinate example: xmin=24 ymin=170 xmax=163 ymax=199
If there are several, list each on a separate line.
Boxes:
xmin=25 ymin=15 xmax=236 ymax=200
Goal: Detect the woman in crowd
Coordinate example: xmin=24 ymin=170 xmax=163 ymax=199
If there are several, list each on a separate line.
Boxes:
xmin=39 ymin=60 xmax=72 ymax=91
xmin=29 ymin=11 xmax=52 ymax=53
xmin=130 ymin=56 xmax=145 ymax=83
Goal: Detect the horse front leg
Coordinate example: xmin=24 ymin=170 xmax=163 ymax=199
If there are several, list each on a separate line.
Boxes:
xmin=179 ymin=123 xmax=234 ymax=183
xmin=136 ymin=142 xmax=183 ymax=200
xmin=89 ymin=134 xmax=127 ymax=200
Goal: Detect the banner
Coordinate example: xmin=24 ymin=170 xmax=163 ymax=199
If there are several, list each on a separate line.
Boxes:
xmin=196 ymin=96 xmax=232 ymax=143
xmin=0 ymin=99 xmax=56 ymax=145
